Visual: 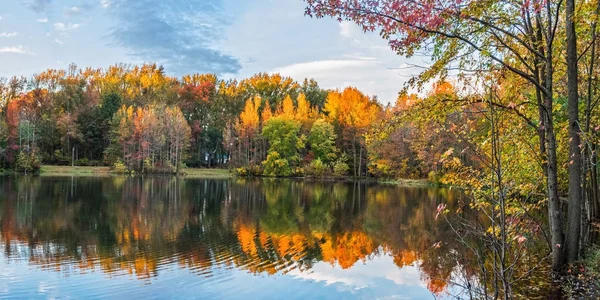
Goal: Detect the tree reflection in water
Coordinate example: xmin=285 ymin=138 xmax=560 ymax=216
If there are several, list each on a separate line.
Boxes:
xmin=0 ymin=176 xmax=549 ymax=298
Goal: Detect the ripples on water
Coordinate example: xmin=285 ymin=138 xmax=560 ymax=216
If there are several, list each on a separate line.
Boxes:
xmin=0 ymin=176 xmax=549 ymax=299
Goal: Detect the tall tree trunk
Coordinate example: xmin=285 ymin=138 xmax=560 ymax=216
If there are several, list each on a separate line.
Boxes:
xmin=585 ymin=0 xmax=600 ymax=222
xmin=543 ymin=8 xmax=564 ymax=268
xmin=566 ymin=0 xmax=582 ymax=263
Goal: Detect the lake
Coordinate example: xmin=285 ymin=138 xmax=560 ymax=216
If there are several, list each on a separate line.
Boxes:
xmin=0 ymin=176 xmax=549 ymax=299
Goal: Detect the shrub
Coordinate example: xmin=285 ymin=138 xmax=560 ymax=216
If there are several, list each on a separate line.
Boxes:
xmin=54 ymin=150 xmax=70 ymax=165
xmin=368 ymin=159 xmax=395 ymax=178
xmin=262 ymin=151 xmax=292 ymax=177
xmin=332 ymin=153 xmax=350 ymax=177
xmin=112 ymin=160 xmax=129 ymax=174
xmin=143 ymin=158 xmax=153 ymax=173
xmin=293 ymin=167 xmax=305 ymax=177
xmin=584 ymin=246 xmax=600 ymax=276
xmin=428 ymin=171 xmax=442 ymax=183
xmin=235 ymin=165 xmax=262 ymax=177
xmin=306 ymin=158 xmax=327 ymax=176
xmin=333 ymin=161 xmax=349 ymax=177
xmin=75 ymin=158 xmax=89 ymax=166
xmin=15 ymin=151 xmax=41 ymax=173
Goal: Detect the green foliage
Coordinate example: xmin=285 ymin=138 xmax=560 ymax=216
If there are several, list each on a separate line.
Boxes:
xmin=261 ymin=117 xmax=304 ymax=176
xmin=235 ymin=165 xmax=262 ymax=177
xmin=15 ymin=151 xmax=41 ymax=173
xmin=306 ymin=158 xmax=328 ymax=176
xmin=75 ymin=158 xmax=103 ymax=166
xmin=584 ymin=246 xmax=600 ymax=276
xmin=100 ymin=93 xmax=122 ymax=121
xmin=333 ymin=154 xmax=350 ymax=177
xmin=111 ymin=160 xmax=129 ymax=174
xmin=308 ymin=119 xmax=337 ymax=164
xmin=53 ymin=150 xmax=70 ymax=165
xmin=262 ymin=151 xmax=292 ymax=176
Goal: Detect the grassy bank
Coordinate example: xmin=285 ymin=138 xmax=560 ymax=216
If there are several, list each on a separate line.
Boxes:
xmin=183 ymin=168 xmax=232 ymax=179
xmin=377 ymin=178 xmax=439 ymax=187
xmin=40 ymin=165 xmax=112 ymax=176
xmin=33 ymin=166 xmax=434 ymax=184
xmin=39 ymin=165 xmax=232 ymax=179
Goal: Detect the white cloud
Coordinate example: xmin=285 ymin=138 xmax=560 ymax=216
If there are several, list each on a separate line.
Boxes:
xmin=54 ymin=38 xmax=64 ymax=46
xmin=36 ymin=18 xmax=48 ymax=23
xmin=0 ymin=32 xmax=18 ymax=38
xmin=339 ymin=21 xmax=364 ymax=39
xmin=101 ymin=0 xmax=112 ymax=9
xmin=0 ymin=15 xmax=3 ymax=20
xmin=0 ymin=45 xmax=33 ymax=54
xmin=287 ymin=253 xmax=427 ymax=292
xmin=53 ymin=22 xmax=80 ymax=32
xmin=274 ymin=59 xmax=376 ymax=77
xmin=339 ymin=21 xmax=354 ymax=38
xmin=272 ymin=59 xmax=409 ymax=104
xmin=65 ymin=6 xmax=81 ymax=15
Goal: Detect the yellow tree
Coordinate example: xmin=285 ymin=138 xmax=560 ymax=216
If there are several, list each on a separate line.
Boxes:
xmin=278 ymin=95 xmax=296 ymax=120
xmin=295 ymin=93 xmax=314 ymax=132
xmin=261 ymin=101 xmax=273 ymax=125
xmin=236 ymin=96 xmax=260 ymax=165
xmin=324 ymin=87 xmax=380 ymax=177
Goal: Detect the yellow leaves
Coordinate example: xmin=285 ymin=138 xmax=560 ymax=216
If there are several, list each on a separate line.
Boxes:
xmin=279 ymin=95 xmax=296 ymax=120
xmin=324 ymin=87 xmax=380 ymax=130
xmin=181 ymin=73 xmax=217 ymax=86
xmin=323 ymin=90 xmax=341 ymax=121
xmin=261 ymin=101 xmax=273 ymax=124
xmin=296 ymin=93 xmax=311 ymax=122
xmin=237 ymin=95 xmax=260 ymax=135
xmin=395 ymin=93 xmax=421 ymax=111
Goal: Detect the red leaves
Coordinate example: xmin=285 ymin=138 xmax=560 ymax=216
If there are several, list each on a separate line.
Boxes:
xmin=304 ymin=0 xmax=473 ymax=53
xmin=178 ymin=81 xmax=214 ymax=104
xmin=435 ymin=203 xmax=447 ymax=220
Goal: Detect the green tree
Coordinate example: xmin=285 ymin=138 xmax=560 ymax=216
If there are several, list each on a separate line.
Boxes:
xmin=308 ymin=119 xmax=337 ymax=164
xmin=262 ymin=117 xmax=304 ymax=176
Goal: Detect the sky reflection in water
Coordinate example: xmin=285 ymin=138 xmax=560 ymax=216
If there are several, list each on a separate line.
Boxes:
xmin=0 ymin=176 xmax=465 ymax=299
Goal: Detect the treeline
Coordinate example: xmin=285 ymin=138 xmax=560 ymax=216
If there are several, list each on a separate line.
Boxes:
xmin=0 ymin=63 xmax=465 ymax=177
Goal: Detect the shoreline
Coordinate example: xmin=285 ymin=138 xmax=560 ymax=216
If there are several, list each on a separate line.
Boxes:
xmin=2 ymin=165 xmax=440 ymax=187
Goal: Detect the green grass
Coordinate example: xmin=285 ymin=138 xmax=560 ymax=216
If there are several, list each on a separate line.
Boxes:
xmin=39 ymin=165 xmax=232 ymax=178
xmin=40 ymin=165 xmax=112 ymax=176
xmin=183 ymin=168 xmax=232 ymax=179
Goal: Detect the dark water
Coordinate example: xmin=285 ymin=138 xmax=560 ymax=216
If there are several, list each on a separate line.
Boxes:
xmin=0 ymin=176 xmax=546 ymax=299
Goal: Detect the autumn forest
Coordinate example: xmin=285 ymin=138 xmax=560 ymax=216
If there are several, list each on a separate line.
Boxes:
xmin=0 ymin=64 xmax=459 ymax=179
xmin=2 ymin=0 xmax=600 ymax=297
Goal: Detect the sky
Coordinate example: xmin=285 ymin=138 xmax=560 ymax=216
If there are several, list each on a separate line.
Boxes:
xmin=0 ymin=0 xmax=429 ymax=104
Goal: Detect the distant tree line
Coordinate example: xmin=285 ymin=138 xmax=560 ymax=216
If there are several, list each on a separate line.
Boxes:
xmin=0 ymin=63 xmax=467 ymax=178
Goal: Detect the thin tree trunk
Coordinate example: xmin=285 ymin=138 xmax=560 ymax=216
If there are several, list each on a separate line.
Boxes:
xmin=585 ymin=0 xmax=600 ymax=221
xmin=543 ymin=7 xmax=564 ymax=268
xmin=566 ymin=0 xmax=582 ymax=263
xmin=358 ymin=141 xmax=363 ymax=177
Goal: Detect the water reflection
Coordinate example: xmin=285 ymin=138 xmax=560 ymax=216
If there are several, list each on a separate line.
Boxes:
xmin=1 ymin=176 xmax=477 ymax=298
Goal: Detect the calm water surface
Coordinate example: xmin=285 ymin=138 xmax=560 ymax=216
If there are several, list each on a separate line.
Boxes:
xmin=0 ymin=176 xmax=509 ymax=299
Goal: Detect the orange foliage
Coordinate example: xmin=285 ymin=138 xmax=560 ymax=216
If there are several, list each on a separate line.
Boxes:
xmin=320 ymin=231 xmax=375 ymax=269
xmin=395 ymin=93 xmax=420 ymax=111
xmin=261 ymin=101 xmax=273 ymax=124
xmin=324 ymin=87 xmax=380 ymax=130
xmin=278 ymin=95 xmax=296 ymax=120
xmin=428 ymin=81 xmax=455 ymax=97
xmin=237 ymin=96 xmax=260 ymax=137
